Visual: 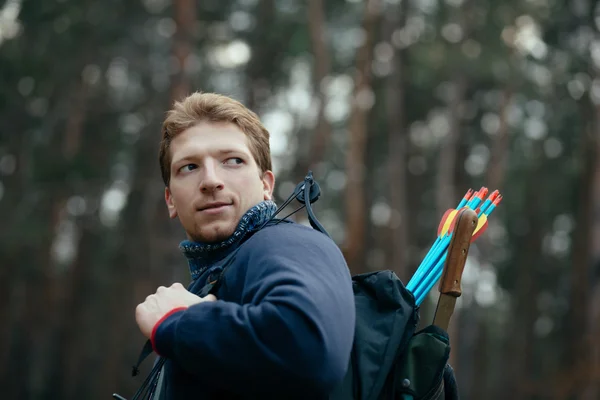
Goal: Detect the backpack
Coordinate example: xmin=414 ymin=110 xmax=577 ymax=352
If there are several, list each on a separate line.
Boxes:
xmin=115 ymin=172 xmax=460 ymax=400
xmin=276 ymin=172 xmax=461 ymax=400
xmin=326 ymin=270 xmax=459 ymax=400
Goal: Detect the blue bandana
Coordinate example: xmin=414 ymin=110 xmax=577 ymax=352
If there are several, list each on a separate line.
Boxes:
xmin=179 ymin=200 xmax=278 ymax=280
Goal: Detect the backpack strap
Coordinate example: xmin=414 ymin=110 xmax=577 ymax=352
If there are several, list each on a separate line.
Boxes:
xmin=152 ymin=367 xmax=167 ymax=400
xmin=195 ymin=249 xmax=239 ymax=296
xmin=296 ymin=171 xmax=329 ymax=237
xmin=131 ymin=340 xmax=154 ymax=377
xmin=259 ymin=170 xmax=331 ymax=238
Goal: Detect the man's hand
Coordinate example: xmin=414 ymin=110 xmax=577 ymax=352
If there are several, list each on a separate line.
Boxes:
xmin=135 ymin=282 xmax=217 ymax=338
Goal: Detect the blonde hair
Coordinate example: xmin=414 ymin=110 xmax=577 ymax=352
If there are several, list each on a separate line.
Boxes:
xmin=159 ymin=92 xmax=272 ymax=186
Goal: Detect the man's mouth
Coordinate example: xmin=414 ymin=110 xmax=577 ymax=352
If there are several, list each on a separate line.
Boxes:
xmin=198 ymin=202 xmax=232 ymax=212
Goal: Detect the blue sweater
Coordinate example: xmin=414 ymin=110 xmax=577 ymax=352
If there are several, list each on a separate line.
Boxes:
xmin=153 ymin=221 xmax=356 ymax=399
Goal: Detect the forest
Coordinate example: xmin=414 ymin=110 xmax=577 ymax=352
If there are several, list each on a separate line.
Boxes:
xmin=1 ymin=0 xmax=599 ymax=399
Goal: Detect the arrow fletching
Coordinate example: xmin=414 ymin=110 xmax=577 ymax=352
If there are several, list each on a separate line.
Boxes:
xmin=438 ymin=208 xmax=458 ymax=237
xmin=471 ymin=214 xmax=488 ymax=242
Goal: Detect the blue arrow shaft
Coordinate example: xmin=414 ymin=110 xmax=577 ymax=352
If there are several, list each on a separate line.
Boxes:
xmin=407 ymin=235 xmax=446 ymax=291
xmin=412 ymin=238 xmax=450 ymax=302
xmin=415 ymin=250 xmax=450 ymax=305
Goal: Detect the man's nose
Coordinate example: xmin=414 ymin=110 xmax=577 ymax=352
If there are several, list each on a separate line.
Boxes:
xmin=200 ymin=163 xmax=224 ymax=193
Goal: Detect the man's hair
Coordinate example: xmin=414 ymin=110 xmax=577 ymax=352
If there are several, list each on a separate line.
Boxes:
xmin=159 ymin=92 xmax=272 ymax=186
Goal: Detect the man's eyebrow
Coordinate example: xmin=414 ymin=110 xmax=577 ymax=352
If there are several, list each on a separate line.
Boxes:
xmin=217 ymin=149 xmax=248 ymax=155
xmin=171 ymin=155 xmax=194 ymax=165
xmin=172 ymin=149 xmax=249 ymax=164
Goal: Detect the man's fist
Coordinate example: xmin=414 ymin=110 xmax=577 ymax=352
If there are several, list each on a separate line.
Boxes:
xmin=135 ymin=282 xmax=216 ymax=338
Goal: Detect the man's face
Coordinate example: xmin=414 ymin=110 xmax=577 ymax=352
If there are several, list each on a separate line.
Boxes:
xmin=165 ymin=121 xmax=275 ymax=243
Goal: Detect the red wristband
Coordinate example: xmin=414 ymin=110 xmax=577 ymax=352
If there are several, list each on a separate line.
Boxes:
xmin=151 ymin=306 xmax=188 ymax=354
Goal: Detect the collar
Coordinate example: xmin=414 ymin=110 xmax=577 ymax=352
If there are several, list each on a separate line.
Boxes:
xmin=179 ymin=200 xmax=278 ymax=280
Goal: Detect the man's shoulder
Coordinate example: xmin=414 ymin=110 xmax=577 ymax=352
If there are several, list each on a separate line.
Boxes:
xmin=255 ymin=221 xmax=332 ymax=243
xmin=241 ymin=221 xmax=341 ymax=255
xmin=230 ymin=221 xmax=350 ymax=282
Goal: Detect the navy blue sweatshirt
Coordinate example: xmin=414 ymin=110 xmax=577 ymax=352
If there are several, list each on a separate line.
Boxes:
xmin=152 ymin=221 xmax=356 ymax=399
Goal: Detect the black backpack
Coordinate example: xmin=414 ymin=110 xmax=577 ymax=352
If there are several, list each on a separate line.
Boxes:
xmin=115 ymin=172 xmax=460 ymax=400
xmin=327 ymin=269 xmax=459 ymax=400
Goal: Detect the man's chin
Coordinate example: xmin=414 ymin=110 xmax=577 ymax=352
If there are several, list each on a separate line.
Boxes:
xmin=189 ymin=223 xmax=235 ymax=243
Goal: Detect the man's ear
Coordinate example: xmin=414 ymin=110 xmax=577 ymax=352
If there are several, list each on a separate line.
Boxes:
xmin=262 ymin=170 xmax=275 ymax=201
xmin=165 ymin=187 xmax=178 ymax=219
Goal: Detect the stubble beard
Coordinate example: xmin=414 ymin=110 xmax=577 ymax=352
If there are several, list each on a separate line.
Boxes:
xmin=189 ymin=219 xmax=236 ymax=243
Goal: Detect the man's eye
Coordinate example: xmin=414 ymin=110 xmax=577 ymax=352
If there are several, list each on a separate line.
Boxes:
xmin=179 ymin=164 xmax=198 ymax=173
xmin=224 ymin=157 xmax=243 ymax=165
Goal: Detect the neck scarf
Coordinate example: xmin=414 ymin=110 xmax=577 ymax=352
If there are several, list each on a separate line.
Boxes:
xmin=179 ymin=200 xmax=277 ymax=280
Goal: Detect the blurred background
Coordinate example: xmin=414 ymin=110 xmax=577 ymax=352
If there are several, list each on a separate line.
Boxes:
xmin=1 ymin=0 xmax=599 ymax=399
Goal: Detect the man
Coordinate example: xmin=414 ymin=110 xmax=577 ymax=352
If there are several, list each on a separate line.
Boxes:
xmin=134 ymin=92 xmax=356 ymax=399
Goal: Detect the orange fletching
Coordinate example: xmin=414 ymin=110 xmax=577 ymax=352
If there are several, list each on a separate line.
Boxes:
xmin=438 ymin=209 xmax=457 ymax=236
xmin=470 ymin=214 xmax=488 ymax=242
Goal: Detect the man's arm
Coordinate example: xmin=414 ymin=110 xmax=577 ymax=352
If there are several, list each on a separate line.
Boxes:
xmin=148 ymin=225 xmax=356 ymax=396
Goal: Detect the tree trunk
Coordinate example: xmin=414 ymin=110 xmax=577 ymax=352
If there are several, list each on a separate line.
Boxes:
xmin=306 ymin=0 xmax=333 ymax=174
xmin=287 ymin=0 xmax=333 ymax=187
xmin=58 ymin=224 xmax=104 ymax=399
xmin=510 ymin=145 xmax=545 ymax=400
xmin=487 ymin=87 xmax=513 ymax=191
xmin=469 ymin=311 xmax=490 ymax=400
xmin=556 ymin=106 xmax=597 ymax=399
xmin=23 ymin=80 xmax=89 ymax=399
xmin=171 ymin=0 xmax=197 ymax=102
xmin=0 ymin=117 xmax=29 ymax=394
xmin=343 ymin=0 xmax=381 ymax=274
xmin=384 ymin=0 xmax=409 ymax=281
xmin=245 ymin=0 xmax=276 ymax=112
xmin=585 ymin=103 xmax=600 ymax=399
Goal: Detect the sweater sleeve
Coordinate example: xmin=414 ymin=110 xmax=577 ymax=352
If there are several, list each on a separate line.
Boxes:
xmin=152 ymin=225 xmax=356 ymax=396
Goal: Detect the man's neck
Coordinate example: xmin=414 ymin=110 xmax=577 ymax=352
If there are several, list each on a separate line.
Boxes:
xmin=179 ymin=200 xmax=277 ymax=280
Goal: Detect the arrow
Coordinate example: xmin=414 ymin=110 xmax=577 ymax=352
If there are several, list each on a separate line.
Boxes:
xmin=416 ymin=193 xmax=502 ymax=305
xmin=407 ymin=188 xmax=503 ymax=305
xmin=407 ymin=188 xmax=480 ymax=293
xmin=413 ymin=193 xmax=502 ymax=304
xmin=406 ymin=189 xmax=475 ymax=293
